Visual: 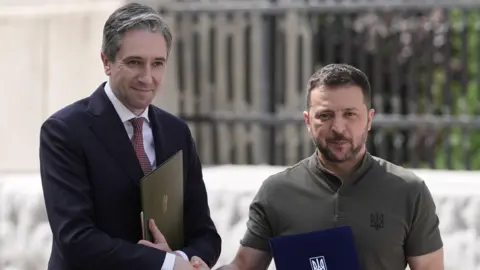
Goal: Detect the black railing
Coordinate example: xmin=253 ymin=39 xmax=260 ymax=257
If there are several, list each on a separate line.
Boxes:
xmin=156 ymin=0 xmax=480 ymax=170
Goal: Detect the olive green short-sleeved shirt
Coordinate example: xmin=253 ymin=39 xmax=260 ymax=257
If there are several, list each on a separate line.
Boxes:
xmin=240 ymin=152 xmax=443 ymax=270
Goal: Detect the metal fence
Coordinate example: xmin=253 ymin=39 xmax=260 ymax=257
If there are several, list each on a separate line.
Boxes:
xmin=154 ymin=0 xmax=480 ymax=170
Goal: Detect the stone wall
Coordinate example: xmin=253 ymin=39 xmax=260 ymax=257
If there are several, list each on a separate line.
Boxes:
xmin=0 ymin=0 xmax=124 ymax=173
xmin=1 ymin=166 xmax=480 ymax=269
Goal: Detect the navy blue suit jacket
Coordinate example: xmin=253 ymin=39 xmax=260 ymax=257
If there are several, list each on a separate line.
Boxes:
xmin=39 ymin=83 xmax=221 ymax=270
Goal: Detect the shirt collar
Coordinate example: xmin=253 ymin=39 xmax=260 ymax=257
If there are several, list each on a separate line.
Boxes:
xmin=104 ymin=80 xmax=150 ymax=123
xmin=307 ymin=149 xmax=373 ymax=191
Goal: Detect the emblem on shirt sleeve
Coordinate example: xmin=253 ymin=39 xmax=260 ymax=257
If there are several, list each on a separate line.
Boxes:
xmin=370 ymin=211 xmax=384 ymax=230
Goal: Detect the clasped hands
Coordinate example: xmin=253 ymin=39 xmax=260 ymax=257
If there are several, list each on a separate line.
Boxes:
xmin=138 ymin=219 xmax=210 ymax=270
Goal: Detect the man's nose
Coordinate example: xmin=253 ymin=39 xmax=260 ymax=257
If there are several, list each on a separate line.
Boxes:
xmin=331 ymin=117 xmax=347 ymax=133
xmin=138 ymin=66 xmax=153 ymax=85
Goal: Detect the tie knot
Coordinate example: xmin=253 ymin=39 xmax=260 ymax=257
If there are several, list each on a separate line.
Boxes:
xmin=130 ymin=117 xmax=144 ymax=133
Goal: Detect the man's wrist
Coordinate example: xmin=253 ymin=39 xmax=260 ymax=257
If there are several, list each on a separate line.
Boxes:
xmin=160 ymin=252 xmax=176 ymax=270
xmin=173 ymin=250 xmax=189 ymax=261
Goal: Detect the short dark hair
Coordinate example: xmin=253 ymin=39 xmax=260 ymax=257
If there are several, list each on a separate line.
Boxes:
xmin=306 ymin=63 xmax=371 ymax=108
xmin=102 ymin=3 xmax=173 ymax=62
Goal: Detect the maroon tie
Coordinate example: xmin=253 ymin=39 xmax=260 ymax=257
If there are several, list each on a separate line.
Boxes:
xmin=130 ymin=117 xmax=152 ymax=175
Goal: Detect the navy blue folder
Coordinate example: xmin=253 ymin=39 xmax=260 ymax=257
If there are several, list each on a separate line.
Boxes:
xmin=269 ymin=226 xmax=361 ymax=270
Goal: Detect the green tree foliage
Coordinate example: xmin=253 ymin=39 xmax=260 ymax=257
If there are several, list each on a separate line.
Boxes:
xmin=432 ymin=9 xmax=480 ymax=170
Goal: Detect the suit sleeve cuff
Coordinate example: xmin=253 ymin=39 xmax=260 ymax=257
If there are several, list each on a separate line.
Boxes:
xmin=161 ymin=252 xmax=176 ymax=270
xmin=174 ymin=250 xmax=189 ymax=261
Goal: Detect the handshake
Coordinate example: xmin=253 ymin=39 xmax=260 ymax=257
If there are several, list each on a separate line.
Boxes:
xmin=189 ymin=256 xmax=210 ymax=270
xmin=139 ymin=219 xmax=211 ymax=270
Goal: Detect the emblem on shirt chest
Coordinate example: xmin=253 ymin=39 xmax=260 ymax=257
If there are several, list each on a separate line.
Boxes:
xmin=370 ymin=211 xmax=384 ymax=231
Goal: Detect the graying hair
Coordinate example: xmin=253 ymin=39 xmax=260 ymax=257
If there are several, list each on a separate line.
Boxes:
xmin=102 ymin=2 xmax=173 ymax=62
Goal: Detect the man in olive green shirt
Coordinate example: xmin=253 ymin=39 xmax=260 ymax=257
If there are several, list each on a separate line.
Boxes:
xmin=197 ymin=63 xmax=444 ymax=270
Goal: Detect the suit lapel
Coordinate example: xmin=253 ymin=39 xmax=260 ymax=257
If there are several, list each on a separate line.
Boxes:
xmin=148 ymin=106 xmax=167 ymax=167
xmin=87 ymin=84 xmax=144 ymax=185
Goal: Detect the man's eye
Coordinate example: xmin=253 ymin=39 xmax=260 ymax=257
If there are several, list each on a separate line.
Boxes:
xmin=317 ymin=114 xmax=330 ymax=120
xmin=129 ymin=61 xmax=140 ymax=65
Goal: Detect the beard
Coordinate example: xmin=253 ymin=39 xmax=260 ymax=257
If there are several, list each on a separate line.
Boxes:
xmin=312 ymin=126 xmax=368 ymax=163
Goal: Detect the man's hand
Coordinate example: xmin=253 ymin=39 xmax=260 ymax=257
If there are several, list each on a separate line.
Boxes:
xmin=138 ymin=219 xmax=172 ymax=252
xmin=191 ymin=256 xmax=210 ymax=270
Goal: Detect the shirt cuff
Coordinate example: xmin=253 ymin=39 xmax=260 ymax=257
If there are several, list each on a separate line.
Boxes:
xmin=161 ymin=252 xmax=176 ymax=270
xmin=174 ymin=250 xmax=189 ymax=261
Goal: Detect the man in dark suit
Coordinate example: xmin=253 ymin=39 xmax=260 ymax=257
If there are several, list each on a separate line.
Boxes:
xmin=39 ymin=3 xmax=221 ymax=270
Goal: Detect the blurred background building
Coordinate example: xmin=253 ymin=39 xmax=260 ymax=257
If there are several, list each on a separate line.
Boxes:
xmin=1 ymin=0 xmax=480 ymax=269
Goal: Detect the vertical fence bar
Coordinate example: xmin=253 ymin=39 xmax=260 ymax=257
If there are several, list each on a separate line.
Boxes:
xmin=213 ymin=13 xmax=232 ymax=164
xmin=178 ymin=13 xmax=197 ymax=150
xmin=422 ymin=17 xmax=436 ymax=168
xmin=283 ymin=9 xmax=301 ymax=165
xmin=388 ymin=21 xmax=404 ymax=166
xmin=250 ymin=11 xmax=267 ymax=164
xmin=459 ymin=9 xmax=470 ymax=170
xmin=266 ymin=0 xmax=278 ymax=165
xmin=324 ymin=14 xmax=335 ymax=64
xmin=197 ymin=10 xmax=214 ymax=164
xmin=301 ymin=12 xmax=315 ymax=158
xmin=341 ymin=13 xmax=353 ymax=64
xmin=442 ymin=9 xmax=453 ymax=169
xmin=232 ymin=12 xmax=249 ymax=164
xmin=274 ymin=11 xmax=287 ymax=165
xmin=407 ymin=46 xmax=420 ymax=168
xmin=372 ymin=23 xmax=388 ymax=160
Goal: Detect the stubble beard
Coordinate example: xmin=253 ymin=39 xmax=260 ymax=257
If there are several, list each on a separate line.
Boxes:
xmin=312 ymin=127 xmax=368 ymax=163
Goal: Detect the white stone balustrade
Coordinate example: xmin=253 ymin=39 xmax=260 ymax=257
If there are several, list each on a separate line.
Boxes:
xmin=1 ymin=166 xmax=480 ymax=270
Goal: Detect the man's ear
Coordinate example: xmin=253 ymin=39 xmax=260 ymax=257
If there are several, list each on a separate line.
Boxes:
xmin=303 ymin=111 xmax=311 ymax=131
xmin=367 ymin=108 xmax=375 ymax=131
xmin=101 ymin=52 xmax=111 ymax=76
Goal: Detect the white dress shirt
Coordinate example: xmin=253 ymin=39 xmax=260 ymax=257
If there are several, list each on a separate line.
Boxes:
xmin=104 ymin=81 xmax=188 ymax=269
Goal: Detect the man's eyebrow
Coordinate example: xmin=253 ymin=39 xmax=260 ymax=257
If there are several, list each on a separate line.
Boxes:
xmin=123 ymin=56 xmax=166 ymax=62
xmin=123 ymin=56 xmax=141 ymax=60
xmin=314 ymin=108 xmax=333 ymax=113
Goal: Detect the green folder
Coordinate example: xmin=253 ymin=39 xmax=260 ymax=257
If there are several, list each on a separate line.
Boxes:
xmin=140 ymin=150 xmax=184 ymax=250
